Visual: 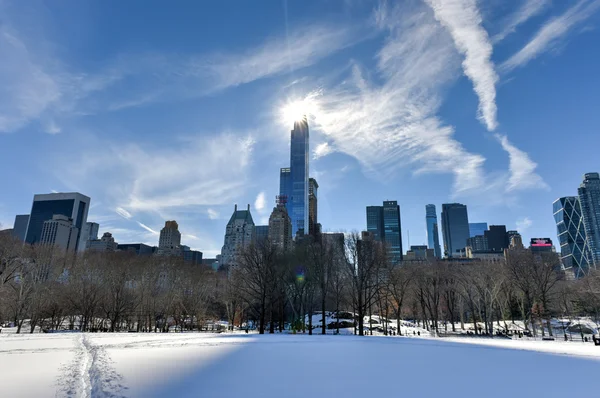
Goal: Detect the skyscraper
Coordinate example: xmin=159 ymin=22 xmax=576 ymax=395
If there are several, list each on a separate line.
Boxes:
xmin=469 ymin=222 xmax=488 ymax=238
xmin=425 ymin=205 xmax=441 ymax=258
xmin=441 ymin=203 xmax=470 ymax=258
xmin=158 ymin=221 xmax=182 ymax=255
xmin=12 ymin=214 xmax=29 ymax=242
xmin=366 ymin=206 xmax=384 ymax=242
xmin=221 ymin=204 xmax=255 ymax=267
xmin=88 ymin=232 xmax=119 ymax=252
xmin=578 ymin=173 xmax=600 ymax=264
xmin=279 ymin=168 xmax=291 ymax=204
xmin=79 ymin=221 xmax=99 ymax=252
xmin=308 ymin=177 xmax=320 ymax=238
xmin=268 ymin=202 xmax=292 ymax=251
xmin=25 ymin=192 xmax=90 ymax=252
xmin=383 ymin=201 xmax=403 ymax=263
xmin=39 ymin=214 xmax=79 ymax=252
xmin=255 ymin=225 xmax=269 ymax=243
xmin=289 ymin=117 xmax=309 ymax=237
xmin=485 ymin=225 xmax=508 ymax=252
xmin=554 ymin=196 xmax=594 ymax=278
xmin=507 ymin=231 xmax=524 ymax=249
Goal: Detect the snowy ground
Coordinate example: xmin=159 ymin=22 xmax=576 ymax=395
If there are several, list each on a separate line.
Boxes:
xmin=1 ymin=331 xmax=600 ymax=397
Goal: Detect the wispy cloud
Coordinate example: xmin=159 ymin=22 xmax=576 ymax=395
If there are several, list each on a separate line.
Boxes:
xmin=255 ymin=191 xmax=267 ymax=213
xmin=501 ymin=0 xmax=600 ymax=72
xmin=313 ymin=142 xmax=334 ymax=159
xmin=310 ymin=3 xmax=487 ymax=194
xmin=207 ymin=208 xmax=219 ymax=220
xmin=516 ymin=217 xmax=533 ymax=232
xmin=493 ymin=0 xmax=551 ymax=43
xmin=496 ymin=134 xmax=549 ymax=191
xmin=424 ymin=0 xmax=499 ymax=131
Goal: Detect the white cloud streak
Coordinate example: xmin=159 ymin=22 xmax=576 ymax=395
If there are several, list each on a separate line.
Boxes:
xmin=115 ymin=207 xmax=133 ymax=219
xmin=136 ymin=222 xmax=159 ymax=236
xmin=501 ymin=0 xmax=600 ymax=72
xmin=424 ymin=0 xmax=499 ymax=131
xmin=493 ymin=0 xmax=551 ymax=43
xmin=496 ymin=134 xmax=548 ymax=192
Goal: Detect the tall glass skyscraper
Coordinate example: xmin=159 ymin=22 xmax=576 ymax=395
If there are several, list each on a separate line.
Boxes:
xmin=425 ymin=204 xmax=441 ymax=258
xmin=441 ymin=203 xmax=470 ymax=258
xmin=469 ymin=222 xmax=488 ymax=238
xmin=578 ymin=173 xmax=600 ymax=265
xmin=366 ymin=206 xmax=384 ymax=242
xmin=554 ymin=197 xmax=594 ymax=278
xmin=383 ymin=201 xmax=403 ymax=263
xmin=279 ymin=117 xmax=309 ymax=237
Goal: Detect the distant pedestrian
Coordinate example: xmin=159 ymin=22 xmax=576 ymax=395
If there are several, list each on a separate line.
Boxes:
xmin=417 ymin=331 xmax=420 ymax=336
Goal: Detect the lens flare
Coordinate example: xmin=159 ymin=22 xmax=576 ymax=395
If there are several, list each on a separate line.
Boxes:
xmin=280 ymin=96 xmax=319 ymax=126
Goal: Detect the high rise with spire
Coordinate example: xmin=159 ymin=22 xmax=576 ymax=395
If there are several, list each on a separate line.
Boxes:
xmin=279 ymin=116 xmax=309 ymax=238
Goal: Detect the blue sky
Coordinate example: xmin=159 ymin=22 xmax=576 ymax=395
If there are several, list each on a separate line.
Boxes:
xmin=1 ymin=0 xmax=600 ymax=257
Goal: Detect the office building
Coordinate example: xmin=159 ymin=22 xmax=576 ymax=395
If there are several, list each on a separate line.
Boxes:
xmin=554 ymin=196 xmax=593 ymax=277
xmin=441 ymin=203 xmax=470 ymax=258
xmin=268 ymin=202 xmax=293 ymax=251
xmin=322 ymin=232 xmax=345 ymax=256
xmin=405 ymin=245 xmax=435 ymax=261
xmin=469 ymin=222 xmax=488 ymax=238
xmin=202 ymin=258 xmax=220 ymax=271
xmin=485 ymin=225 xmax=508 ymax=252
xmin=530 ymin=238 xmax=554 ymax=253
xmin=578 ymin=173 xmax=600 ymax=264
xmin=181 ymin=245 xmax=203 ymax=264
xmin=88 ymin=232 xmax=118 ymax=252
xmin=382 ymin=201 xmax=403 ymax=263
xmin=425 ymin=205 xmax=442 ymax=258
xmin=365 ymin=201 xmax=403 ymax=263
xmin=39 ymin=214 xmax=79 ymax=252
xmin=467 ymin=235 xmax=488 ymax=252
xmin=279 ymin=117 xmax=309 ymax=237
xmin=25 ymin=192 xmax=90 ymax=251
xmin=117 ymin=243 xmax=154 ymax=256
xmin=79 ymin=222 xmax=99 ymax=252
xmin=255 ymin=225 xmax=269 ymax=243
xmin=221 ymin=204 xmax=255 ymax=267
xmin=12 ymin=214 xmax=29 ymax=241
xmin=507 ymin=231 xmax=524 ymax=249
xmin=158 ymin=221 xmax=181 ymax=255
xmin=308 ymin=177 xmax=320 ymax=238
xmin=366 ymin=206 xmax=385 ymax=242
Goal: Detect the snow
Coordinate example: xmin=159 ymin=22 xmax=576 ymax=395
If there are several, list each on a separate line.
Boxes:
xmin=1 ymin=331 xmax=600 ymax=397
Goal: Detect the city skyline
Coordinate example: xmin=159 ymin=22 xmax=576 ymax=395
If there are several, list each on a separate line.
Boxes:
xmin=2 ymin=2 xmax=600 ymax=257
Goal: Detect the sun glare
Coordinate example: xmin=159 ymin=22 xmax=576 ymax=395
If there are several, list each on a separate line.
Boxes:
xmin=280 ymin=97 xmax=319 ymax=126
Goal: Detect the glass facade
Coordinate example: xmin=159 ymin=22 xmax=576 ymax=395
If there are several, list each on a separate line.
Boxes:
xmin=425 ymin=204 xmax=441 ymax=258
xmin=554 ymin=197 xmax=593 ymax=278
xmin=288 ymin=118 xmax=309 ymax=237
xmin=26 ymin=199 xmax=75 ymax=245
xmin=279 ymin=168 xmax=291 ymax=204
xmin=485 ymin=225 xmax=508 ymax=252
xmin=366 ymin=206 xmax=384 ymax=242
xmin=469 ymin=222 xmax=488 ymax=238
xmin=578 ymin=173 xmax=600 ymax=265
xmin=441 ymin=203 xmax=470 ymax=258
xmin=383 ymin=201 xmax=403 ymax=264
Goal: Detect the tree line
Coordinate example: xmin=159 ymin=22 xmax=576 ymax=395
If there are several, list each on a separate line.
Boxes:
xmin=1 ymin=232 xmax=600 ymax=336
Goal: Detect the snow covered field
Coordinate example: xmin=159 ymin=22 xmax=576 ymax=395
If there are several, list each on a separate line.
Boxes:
xmin=1 ymin=332 xmax=599 ymax=397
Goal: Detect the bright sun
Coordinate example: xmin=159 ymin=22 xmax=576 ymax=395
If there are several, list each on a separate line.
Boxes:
xmin=280 ymin=98 xmax=317 ymax=126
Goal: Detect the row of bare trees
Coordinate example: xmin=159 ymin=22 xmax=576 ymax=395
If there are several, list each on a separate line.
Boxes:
xmin=2 ymin=231 xmax=600 ymax=336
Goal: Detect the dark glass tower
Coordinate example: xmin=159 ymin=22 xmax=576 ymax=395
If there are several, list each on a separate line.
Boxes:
xmin=425 ymin=204 xmax=441 ymax=258
xmin=485 ymin=225 xmax=508 ymax=252
xmin=383 ymin=201 xmax=403 ymax=263
xmin=366 ymin=206 xmax=384 ymax=242
xmin=554 ymin=196 xmax=594 ymax=278
xmin=578 ymin=173 xmax=600 ymax=265
xmin=468 ymin=222 xmax=488 ymax=238
xmin=441 ymin=203 xmax=470 ymax=258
